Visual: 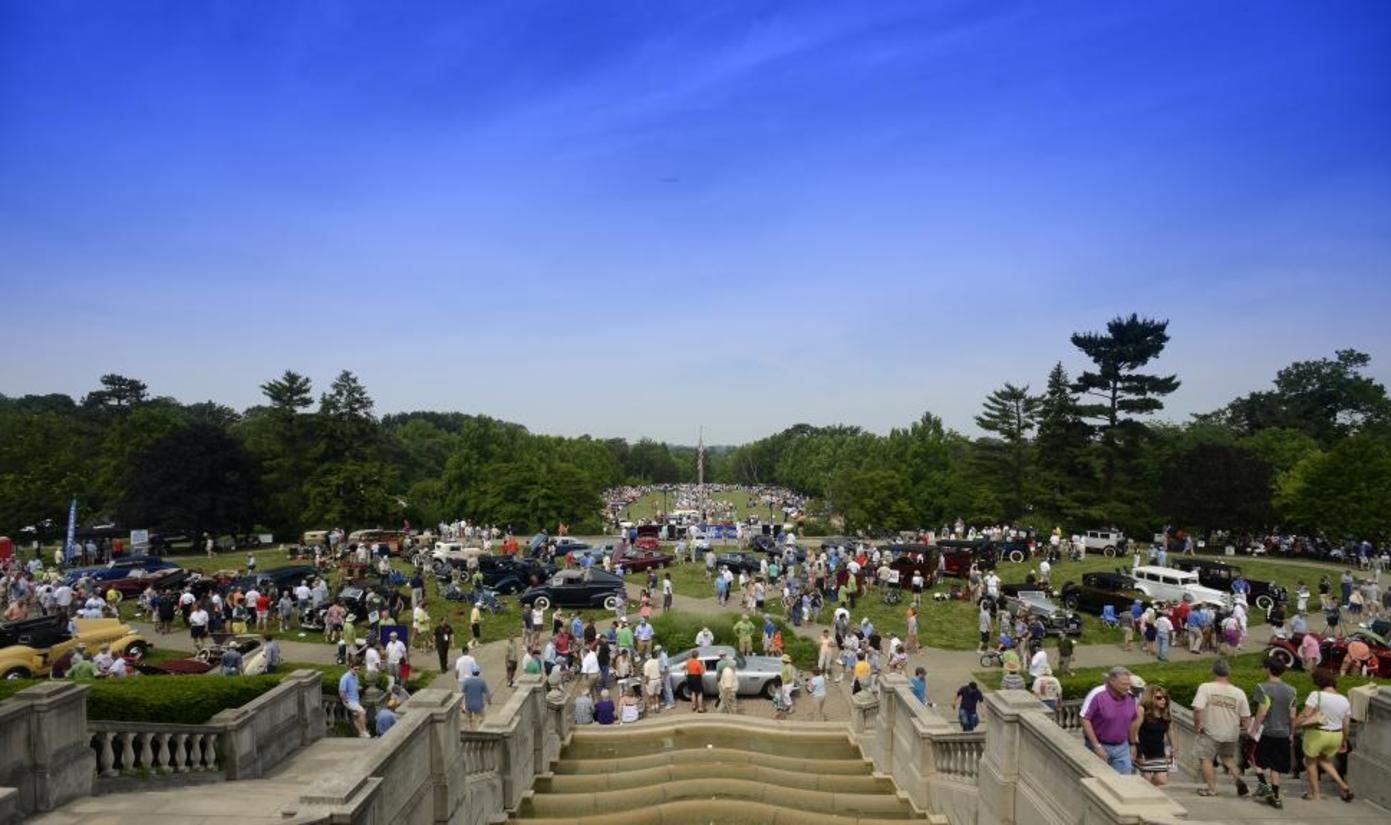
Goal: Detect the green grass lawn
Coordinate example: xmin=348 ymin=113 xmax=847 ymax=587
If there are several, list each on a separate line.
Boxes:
xmin=621 ymin=489 xmax=778 ymax=523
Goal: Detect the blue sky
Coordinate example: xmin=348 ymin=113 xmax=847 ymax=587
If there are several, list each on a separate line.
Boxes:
xmin=2 ymin=1 xmax=1389 ymax=443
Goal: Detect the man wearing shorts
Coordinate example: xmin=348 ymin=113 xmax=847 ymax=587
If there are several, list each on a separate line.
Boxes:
xmin=188 ymin=603 xmax=210 ymax=650
xmin=1192 ymin=658 xmax=1251 ymax=797
xmin=1249 ymin=657 xmax=1296 ymax=808
xmin=338 ymin=662 xmax=369 ymax=738
xmin=642 ymin=651 xmax=663 ymax=714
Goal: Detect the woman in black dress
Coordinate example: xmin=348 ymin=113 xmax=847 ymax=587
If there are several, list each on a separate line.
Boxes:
xmin=1132 ymin=684 xmax=1176 ymax=786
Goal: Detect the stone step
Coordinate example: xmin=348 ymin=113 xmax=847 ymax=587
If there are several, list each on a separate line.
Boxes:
xmin=536 ymin=760 xmax=896 ymax=795
xmin=517 ymin=779 xmax=918 ymax=818
xmin=552 ymin=745 xmax=873 ymax=776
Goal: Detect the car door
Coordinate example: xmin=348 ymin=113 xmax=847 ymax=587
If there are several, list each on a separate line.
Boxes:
xmin=702 ymin=657 xmax=720 ymax=694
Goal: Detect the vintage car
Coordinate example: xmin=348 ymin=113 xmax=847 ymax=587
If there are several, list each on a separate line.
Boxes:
xmin=471 ymin=556 xmax=555 ymax=594
xmin=712 ymin=551 xmax=764 ymax=574
xmin=1128 ymin=566 xmax=1233 ymax=609
xmin=610 ymin=546 xmax=672 ymax=573
xmin=64 ymin=555 xmax=181 ymax=585
xmin=224 ymin=565 xmax=321 ymax=596
xmin=885 ymin=544 xmax=940 ymax=588
xmin=138 ymin=634 xmax=271 ymax=676
xmin=519 ymin=569 xmax=628 ymax=612
xmin=1169 ymin=558 xmax=1287 ymax=611
xmin=553 ymin=537 xmax=592 ymax=553
xmin=415 ymin=542 xmax=485 ymax=570
xmin=301 ymin=584 xmax=397 ymax=629
xmin=1265 ymin=629 xmax=1391 ymax=678
xmin=348 ymin=529 xmax=409 ymax=554
xmin=935 ymin=540 xmax=997 ymax=578
xmin=1001 ymin=590 xmax=1083 ymax=637
xmin=105 ymin=565 xmax=191 ymax=598
xmin=1082 ymin=529 xmax=1127 ymax=558
xmin=1057 ymin=571 xmax=1148 ymax=616
xmin=666 ymin=645 xmax=799 ymax=700
xmin=0 ymin=615 xmax=149 ymax=679
xmin=633 ymin=525 xmax=663 ymax=552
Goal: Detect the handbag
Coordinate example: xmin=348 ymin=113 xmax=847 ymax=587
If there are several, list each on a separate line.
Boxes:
xmin=1299 ymin=692 xmax=1327 ymax=729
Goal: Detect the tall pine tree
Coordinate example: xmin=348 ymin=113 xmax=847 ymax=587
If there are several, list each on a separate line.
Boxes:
xmin=1070 ymin=315 xmax=1180 ymax=511
xmin=1035 ymin=363 xmax=1093 ymax=519
xmin=974 ymin=383 xmax=1040 ymax=520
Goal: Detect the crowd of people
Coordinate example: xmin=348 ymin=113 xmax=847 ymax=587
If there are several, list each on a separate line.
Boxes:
xmin=1078 ymin=658 xmax=1356 ymax=806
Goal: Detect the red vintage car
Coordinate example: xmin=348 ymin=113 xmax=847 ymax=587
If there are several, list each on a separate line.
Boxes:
xmin=634 ymin=525 xmax=663 ymax=552
xmin=612 ymin=547 xmax=672 ymax=572
xmin=1264 ymin=629 xmax=1391 ymax=678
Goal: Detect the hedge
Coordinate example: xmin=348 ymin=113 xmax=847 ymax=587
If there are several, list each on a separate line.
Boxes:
xmin=0 ymin=675 xmax=283 ymax=725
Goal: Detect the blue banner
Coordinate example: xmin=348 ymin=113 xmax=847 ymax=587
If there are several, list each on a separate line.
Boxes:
xmin=63 ymin=497 xmax=77 ymax=562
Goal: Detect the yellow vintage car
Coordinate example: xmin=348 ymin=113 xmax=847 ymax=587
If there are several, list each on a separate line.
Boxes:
xmin=0 ymin=615 xmax=149 ymax=679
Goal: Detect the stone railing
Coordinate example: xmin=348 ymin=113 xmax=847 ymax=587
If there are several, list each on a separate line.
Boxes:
xmin=856 ymin=677 xmax=1223 ymax=825
xmin=283 ymin=686 xmax=475 ymax=824
xmin=1056 ymin=698 xmax=1083 ymax=731
xmin=90 ymin=722 xmax=222 ymax=781
xmin=1348 ymin=685 xmax=1387 ymax=809
xmin=320 ymin=685 xmax=384 ymax=732
xmin=85 ymin=668 xmax=326 ymax=791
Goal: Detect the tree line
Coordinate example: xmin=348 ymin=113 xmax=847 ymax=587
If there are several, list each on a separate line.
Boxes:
xmin=1 ymin=315 xmax=1389 ymax=541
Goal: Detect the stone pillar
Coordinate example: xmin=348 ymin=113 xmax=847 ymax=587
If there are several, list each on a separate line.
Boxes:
xmin=0 ymin=682 xmax=94 ymax=816
xmin=544 ymin=688 xmax=571 ymax=768
xmin=851 ymin=690 xmax=881 ymax=765
xmin=1350 ymin=687 xmax=1391 ymax=809
xmin=976 ymin=689 xmax=1040 ymax=825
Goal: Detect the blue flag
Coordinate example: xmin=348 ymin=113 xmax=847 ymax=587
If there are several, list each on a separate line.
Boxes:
xmin=64 ymin=497 xmax=78 ymax=562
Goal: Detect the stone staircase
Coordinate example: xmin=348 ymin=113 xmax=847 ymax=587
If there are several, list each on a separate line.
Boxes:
xmin=512 ymin=717 xmax=931 ymax=824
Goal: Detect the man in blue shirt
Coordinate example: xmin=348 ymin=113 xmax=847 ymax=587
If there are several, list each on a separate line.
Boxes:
xmin=910 ymin=667 xmax=929 ymax=706
xmin=338 ymin=663 xmax=368 ymax=738
xmin=375 ymin=697 xmax=399 ymax=736
xmin=461 ymin=664 xmax=491 ymax=730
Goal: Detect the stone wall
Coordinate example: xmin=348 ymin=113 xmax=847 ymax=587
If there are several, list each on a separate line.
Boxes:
xmin=0 ymin=682 xmax=95 ymax=822
xmin=1349 ymin=686 xmax=1391 ymax=809
xmin=210 ymin=668 xmax=327 ymax=780
xmin=857 ymin=678 xmax=1227 ymax=825
xmin=285 ymin=687 xmax=468 ymax=824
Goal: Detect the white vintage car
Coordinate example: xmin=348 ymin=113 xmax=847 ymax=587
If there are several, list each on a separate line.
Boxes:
xmin=1127 ymin=566 xmax=1233 ymax=609
xmin=413 ymin=541 xmax=485 ymax=569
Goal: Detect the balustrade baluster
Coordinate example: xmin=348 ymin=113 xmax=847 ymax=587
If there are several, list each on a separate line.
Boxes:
xmin=97 ymin=732 xmax=117 ymax=777
xmin=138 ymin=732 xmax=154 ymax=771
xmin=155 ymin=732 xmax=172 ymax=773
xmin=172 ymin=732 xmax=188 ymax=772
xmin=118 ymin=731 xmax=136 ymax=772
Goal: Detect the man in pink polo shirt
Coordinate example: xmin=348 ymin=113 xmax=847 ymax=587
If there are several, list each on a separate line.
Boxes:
xmin=1080 ymin=666 xmax=1140 ymax=774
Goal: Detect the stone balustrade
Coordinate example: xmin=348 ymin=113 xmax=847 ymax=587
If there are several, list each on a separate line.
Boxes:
xmin=90 ymin=723 xmax=222 ymax=779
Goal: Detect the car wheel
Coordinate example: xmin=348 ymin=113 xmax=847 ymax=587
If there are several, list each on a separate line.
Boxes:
xmin=1063 ymin=594 xmax=1080 ymax=611
xmin=603 ymin=594 xmax=622 ymax=611
xmin=3 ymin=667 xmax=31 ymax=680
xmin=676 ymin=683 xmax=690 ymax=701
xmin=124 ymin=641 xmax=148 ymax=660
xmin=1267 ymin=646 xmax=1296 ymax=670
xmin=533 ymin=596 xmax=551 ymax=611
xmin=1008 ymin=549 xmax=1026 ymax=564
xmin=762 ymin=680 xmax=779 ymax=700
xmin=1255 ymin=595 xmax=1274 ymax=612
xmin=1102 ymin=545 xmax=1116 ymax=558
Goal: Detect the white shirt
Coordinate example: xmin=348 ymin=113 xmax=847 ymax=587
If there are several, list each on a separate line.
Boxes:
xmin=245 ymin=589 xmax=260 ymax=608
xmin=386 ymin=640 xmax=406 ymax=664
xmin=294 ymin=585 xmax=311 ymax=601
xmin=580 ymin=650 xmax=600 ymax=675
xmin=364 ymin=647 xmax=382 ymax=673
xmin=189 ymin=609 xmax=209 ymax=627
xmin=695 ymin=629 xmax=714 ymax=646
xmin=456 ymin=653 xmax=479 ymax=682
xmin=1306 ymin=690 xmax=1351 ymax=731
xmin=1028 ymin=650 xmax=1049 ymax=679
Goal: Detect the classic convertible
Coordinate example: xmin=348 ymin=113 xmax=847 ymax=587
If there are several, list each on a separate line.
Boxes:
xmin=666 ymin=644 xmax=799 ymax=700
xmin=1 ymin=615 xmax=149 ymax=680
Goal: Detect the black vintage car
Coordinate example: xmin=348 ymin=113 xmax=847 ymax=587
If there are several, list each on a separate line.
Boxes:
xmin=226 ymin=565 xmax=320 ymax=595
xmin=303 ymin=584 xmax=396 ymax=629
xmin=1169 ymin=558 xmax=1287 ymax=611
xmin=477 ymin=556 xmax=555 ymax=594
xmin=1058 ymin=571 xmax=1147 ymax=616
xmin=519 ymin=569 xmax=628 ymax=612
xmin=712 ymin=551 xmax=764 ymax=574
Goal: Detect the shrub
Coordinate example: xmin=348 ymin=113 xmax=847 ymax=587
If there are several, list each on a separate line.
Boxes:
xmin=0 ymin=675 xmax=283 ymax=725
